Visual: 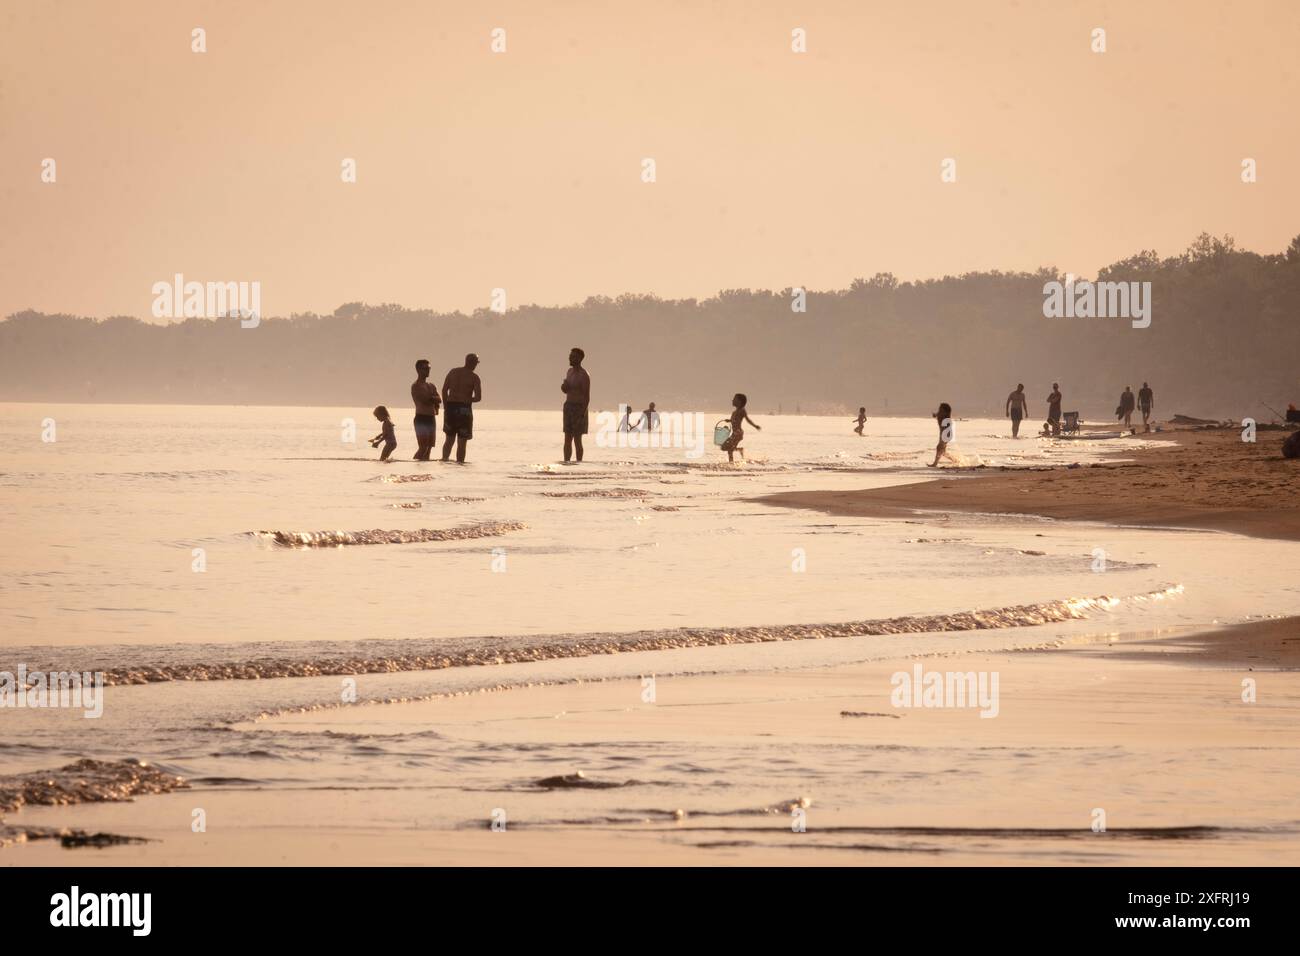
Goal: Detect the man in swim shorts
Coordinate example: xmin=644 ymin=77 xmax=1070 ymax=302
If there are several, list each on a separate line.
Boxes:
xmin=1005 ymin=384 xmax=1029 ymax=438
xmin=561 ymin=347 xmax=591 ymax=463
xmin=410 ymin=359 xmax=440 ymax=460
xmin=441 ymin=353 xmax=481 ymax=463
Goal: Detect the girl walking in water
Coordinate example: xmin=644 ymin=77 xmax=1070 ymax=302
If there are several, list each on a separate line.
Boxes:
xmin=928 ymin=402 xmax=958 ymax=467
xmin=721 ymin=393 xmax=761 ymax=462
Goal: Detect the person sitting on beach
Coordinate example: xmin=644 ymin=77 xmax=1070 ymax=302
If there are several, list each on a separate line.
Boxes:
xmin=1046 ymin=383 xmax=1063 ymax=437
xmin=929 ymin=402 xmax=958 ymax=467
xmin=853 ymin=407 xmax=867 ymax=436
xmin=1138 ymin=382 xmax=1154 ymax=432
xmin=1005 ymin=384 xmax=1028 ymax=438
xmin=561 ymin=347 xmax=591 ymax=463
xmin=441 ymin=353 xmax=481 ymax=463
xmin=721 ymin=393 xmax=760 ymax=462
xmin=369 ymin=406 xmax=397 ymax=461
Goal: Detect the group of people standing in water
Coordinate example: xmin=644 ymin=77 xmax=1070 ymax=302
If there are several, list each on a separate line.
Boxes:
xmin=369 ymin=354 xmax=482 ymax=463
xmin=364 ymin=351 xmax=1155 ymax=468
xmin=365 ymin=348 xmax=767 ymax=465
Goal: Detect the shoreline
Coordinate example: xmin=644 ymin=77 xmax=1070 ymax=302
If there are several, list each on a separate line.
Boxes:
xmin=754 ymin=425 xmax=1300 ymax=542
xmin=6 ymin=614 xmax=1297 ymax=866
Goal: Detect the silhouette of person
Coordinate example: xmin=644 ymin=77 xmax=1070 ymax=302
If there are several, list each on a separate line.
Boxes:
xmin=410 ymin=359 xmax=441 ymax=460
xmin=721 ymin=393 xmax=760 ymax=462
xmin=441 ymin=354 xmax=481 ymax=463
xmin=1119 ymin=386 xmax=1136 ymax=429
xmin=1046 ymin=383 xmax=1062 ymax=436
xmin=1138 ymin=382 xmax=1154 ymax=431
xmin=369 ymin=406 xmax=397 ymax=461
xmin=929 ymin=403 xmax=958 ymax=467
xmin=561 ymin=347 xmax=591 ymax=462
xmin=1005 ymin=384 xmax=1028 ymax=437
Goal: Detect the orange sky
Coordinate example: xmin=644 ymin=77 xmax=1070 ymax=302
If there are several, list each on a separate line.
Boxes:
xmin=1 ymin=0 xmax=1297 ymax=321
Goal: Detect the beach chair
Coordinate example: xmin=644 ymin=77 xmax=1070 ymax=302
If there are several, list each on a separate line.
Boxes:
xmin=1062 ymin=411 xmax=1080 ymax=435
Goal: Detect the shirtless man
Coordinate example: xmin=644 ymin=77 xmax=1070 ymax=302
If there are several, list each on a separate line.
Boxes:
xmin=1138 ymin=382 xmax=1154 ymax=432
xmin=1005 ymin=384 xmax=1029 ymax=438
xmin=410 ymin=359 xmax=441 ymax=460
xmin=561 ymin=347 xmax=591 ymax=462
xmin=441 ymin=354 xmax=482 ymax=463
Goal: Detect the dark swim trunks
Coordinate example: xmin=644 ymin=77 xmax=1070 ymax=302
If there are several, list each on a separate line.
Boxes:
xmin=413 ymin=413 xmax=436 ymax=438
xmin=443 ymin=403 xmax=473 ymax=439
xmin=563 ymin=402 xmax=588 ymax=436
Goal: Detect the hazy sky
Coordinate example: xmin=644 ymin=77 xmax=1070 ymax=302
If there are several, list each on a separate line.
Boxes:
xmin=2 ymin=0 xmax=1297 ymax=321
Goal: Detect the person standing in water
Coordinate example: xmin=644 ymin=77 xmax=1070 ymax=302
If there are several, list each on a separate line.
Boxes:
xmin=410 ymin=359 xmax=441 ymax=460
xmin=929 ymin=402 xmax=958 ymax=467
xmin=561 ymin=347 xmax=591 ymax=462
xmin=634 ymin=402 xmax=659 ymax=432
xmin=369 ymin=406 xmax=397 ymax=461
xmin=441 ymin=353 xmax=481 ymax=463
xmin=1138 ymin=382 xmax=1154 ymax=431
xmin=853 ymin=407 xmax=867 ymax=436
xmin=1005 ymin=384 xmax=1029 ymax=438
xmin=721 ymin=393 xmax=760 ymax=462
xmin=1046 ymin=383 xmax=1063 ymax=437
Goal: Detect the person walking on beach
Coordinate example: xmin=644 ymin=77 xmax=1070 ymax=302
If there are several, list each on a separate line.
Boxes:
xmin=853 ymin=407 xmax=867 ymax=436
xmin=561 ymin=347 xmax=591 ymax=463
xmin=441 ymin=353 xmax=481 ymax=463
xmin=721 ymin=393 xmax=760 ymax=462
xmin=1046 ymin=383 xmax=1063 ymax=437
xmin=1138 ymin=382 xmax=1154 ymax=431
xmin=410 ymin=359 xmax=441 ymax=460
xmin=929 ymin=402 xmax=958 ymax=467
xmin=1005 ymin=384 xmax=1029 ymax=437
xmin=1118 ymin=386 xmax=1136 ymax=429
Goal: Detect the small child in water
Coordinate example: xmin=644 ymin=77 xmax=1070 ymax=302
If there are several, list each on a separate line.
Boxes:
xmin=722 ymin=393 xmax=760 ymax=462
xmin=853 ymin=407 xmax=867 ymax=436
xmin=369 ymin=406 xmax=397 ymax=461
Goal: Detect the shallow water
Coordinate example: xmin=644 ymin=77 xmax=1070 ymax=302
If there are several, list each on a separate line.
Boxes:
xmin=2 ymin=403 xmax=1296 ymax=862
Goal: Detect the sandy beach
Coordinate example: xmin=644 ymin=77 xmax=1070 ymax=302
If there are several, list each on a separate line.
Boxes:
xmin=757 ymin=426 xmax=1300 ymax=542
xmin=759 ymin=424 xmax=1300 ymax=541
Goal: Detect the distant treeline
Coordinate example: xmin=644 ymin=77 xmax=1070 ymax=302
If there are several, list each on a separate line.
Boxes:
xmin=3 ymin=232 xmax=1297 ymax=420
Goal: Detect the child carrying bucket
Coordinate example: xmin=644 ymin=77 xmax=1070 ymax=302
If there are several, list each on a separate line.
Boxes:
xmin=715 ymin=393 xmax=761 ymax=462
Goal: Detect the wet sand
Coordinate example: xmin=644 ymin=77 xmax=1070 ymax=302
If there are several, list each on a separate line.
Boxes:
xmin=6 ymin=617 xmax=1298 ymax=866
xmin=756 ymin=426 xmax=1300 ymax=542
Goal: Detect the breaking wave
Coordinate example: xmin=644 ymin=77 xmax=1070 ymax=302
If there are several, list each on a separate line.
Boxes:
xmin=0 ymin=758 xmax=188 ymax=815
xmin=63 ymin=586 xmax=1182 ymax=686
xmin=250 ymin=521 xmax=526 ymax=547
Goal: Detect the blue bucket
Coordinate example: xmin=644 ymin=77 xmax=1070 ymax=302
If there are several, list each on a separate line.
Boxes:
xmin=713 ymin=421 xmax=731 ymax=447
